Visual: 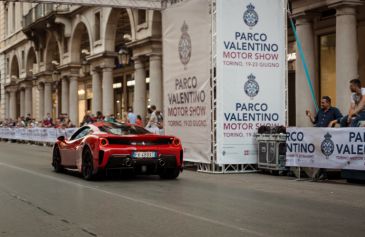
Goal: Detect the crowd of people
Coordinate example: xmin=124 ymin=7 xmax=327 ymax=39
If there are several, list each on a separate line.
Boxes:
xmin=0 ymin=113 xmax=75 ymax=129
xmin=306 ymin=79 xmax=365 ymax=128
xmin=0 ymin=105 xmax=164 ymax=132
xmin=80 ymin=105 xmax=163 ymax=132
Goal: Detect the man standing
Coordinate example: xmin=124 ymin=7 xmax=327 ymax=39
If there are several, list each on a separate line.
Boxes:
xmin=339 ymin=79 xmax=365 ymax=127
xmin=127 ymin=107 xmax=137 ymax=124
xmin=306 ymin=96 xmax=342 ymax=127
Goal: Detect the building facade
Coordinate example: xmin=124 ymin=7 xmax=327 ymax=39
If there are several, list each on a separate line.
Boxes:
xmin=0 ymin=0 xmax=365 ymax=127
xmin=0 ymin=2 xmax=162 ymax=126
xmin=290 ymin=0 xmax=365 ymax=126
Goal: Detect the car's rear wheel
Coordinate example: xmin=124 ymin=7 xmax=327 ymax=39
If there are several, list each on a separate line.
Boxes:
xmin=159 ymin=168 xmax=180 ymax=180
xmin=82 ymin=147 xmax=94 ymax=180
xmin=52 ymin=146 xmax=64 ymax=173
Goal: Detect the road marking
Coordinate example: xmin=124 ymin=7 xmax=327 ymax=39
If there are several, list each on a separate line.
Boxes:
xmin=0 ymin=162 xmax=264 ymax=236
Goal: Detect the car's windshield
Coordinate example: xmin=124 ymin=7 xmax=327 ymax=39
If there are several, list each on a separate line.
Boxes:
xmin=98 ymin=122 xmax=151 ymax=135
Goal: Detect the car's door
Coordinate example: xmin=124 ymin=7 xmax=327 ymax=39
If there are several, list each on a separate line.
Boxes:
xmin=61 ymin=126 xmax=91 ymax=166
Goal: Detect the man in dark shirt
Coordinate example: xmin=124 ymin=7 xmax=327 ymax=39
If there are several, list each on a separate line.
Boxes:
xmin=306 ymin=96 xmax=342 ymax=127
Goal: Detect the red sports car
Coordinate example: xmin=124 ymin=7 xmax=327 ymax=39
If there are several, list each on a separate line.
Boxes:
xmin=52 ymin=122 xmax=183 ymax=180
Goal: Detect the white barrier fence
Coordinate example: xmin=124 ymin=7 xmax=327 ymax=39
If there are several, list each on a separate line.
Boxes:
xmin=2 ymin=127 xmax=365 ymax=171
xmin=0 ymin=128 xmax=78 ymax=143
xmin=287 ymin=127 xmax=365 ymax=171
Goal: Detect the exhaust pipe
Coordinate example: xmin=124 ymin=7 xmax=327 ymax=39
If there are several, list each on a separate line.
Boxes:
xmin=125 ymin=158 xmax=132 ymax=167
xmin=159 ymin=159 xmax=166 ymax=167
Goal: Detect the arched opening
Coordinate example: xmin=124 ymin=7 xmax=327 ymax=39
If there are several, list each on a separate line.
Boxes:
xmin=105 ymin=9 xmax=134 ymax=118
xmin=70 ymin=22 xmax=92 ymax=125
xmin=151 ymin=11 xmax=162 ymax=38
xmin=45 ymin=34 xmax=61 ymax=71
xmin=26 ymin=47 xmax=37 ymax=77
xmin=44 ymin=34 xmax=62 ymax=119
xmin=10 ymin=55 xmax=19 ymax=80
xmin=70 ymin=22 xmax=91 ymax=64
xmin=10 ymin=55 xmax=20 ymax=118
xmin=105 ymin=9 xmax=133 ymax=52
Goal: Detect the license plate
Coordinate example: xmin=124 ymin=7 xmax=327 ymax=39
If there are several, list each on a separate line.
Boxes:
xmin=132 ymin=151 xmax=157 ymax=158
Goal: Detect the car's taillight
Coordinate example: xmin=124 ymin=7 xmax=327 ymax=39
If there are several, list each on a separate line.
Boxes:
xmin=99 ymin=138 xmax=109 ymax=146
xmin=172 ymin=138 xmax=181 ymax=146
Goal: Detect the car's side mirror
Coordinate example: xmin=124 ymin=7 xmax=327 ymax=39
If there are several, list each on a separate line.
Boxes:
xmin=57 ymin=136 xmax=66 ymax=142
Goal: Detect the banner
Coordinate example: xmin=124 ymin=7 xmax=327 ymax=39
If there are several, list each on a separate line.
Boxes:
xmin=216 ymin=0 xmax=286 ymax=164
xmin=162 ymin=0 xmax=212 ymax=163
xmin=286 ymin=128 xmax=365 ymax=171
xmin=0 ymin=128 xmax=77 ymax=143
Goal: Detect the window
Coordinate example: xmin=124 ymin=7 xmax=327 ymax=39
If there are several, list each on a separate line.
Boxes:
xmin=319 ymin=34 xmax=336 ymax=105
xmin=137 ymin=10 xmax=146 ymax=25
xmin=70 ymin=126 xmax=91 ymax=140
xmin=5 ymin=5 xmax=8 ymax=35
xmin=94 ymin=12 xmax=101 ymax=41
xmin=21 ymin=50 xmax=25 ymax=69
xmin=6 ymin=58 xmax=9 ymax=75
xmin=98 ymin=123 xmax=150 ymax=135
xmin=12 ymin=3 xmax=16 ymax=32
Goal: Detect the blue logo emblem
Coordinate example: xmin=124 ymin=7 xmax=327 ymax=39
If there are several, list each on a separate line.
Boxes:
xmin=178 ymin=21 xmax=192 ymax=69
xmin=321 ymin=133 xmax=334 ymax=158
xmin=244 ymin=74 xmax=259 ymax=99
xmin=243 ymin=3 xmax=259 ymax=28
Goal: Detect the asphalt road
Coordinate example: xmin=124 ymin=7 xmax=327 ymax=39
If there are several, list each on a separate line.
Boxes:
xmin=0 ymin=142 xmax=365 ymax=237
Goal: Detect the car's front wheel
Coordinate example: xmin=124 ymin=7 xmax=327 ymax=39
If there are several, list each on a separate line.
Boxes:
xmin=82 ymin=147 xmax=94 ymax=181
xmin=159 ymin=168 xmax=180 ymax=180
xmin=52 ymin=146 xmax=64 ymax=173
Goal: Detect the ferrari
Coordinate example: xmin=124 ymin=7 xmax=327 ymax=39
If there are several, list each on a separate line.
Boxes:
xmin=52 ymin=122 xmax=183 ymax=180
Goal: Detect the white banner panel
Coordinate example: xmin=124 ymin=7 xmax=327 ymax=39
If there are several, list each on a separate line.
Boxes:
xmin=162 ymin=0 xmax=212 ymax=163
xmin=216 ymin=0 xmax=287 ymax=164
xmin=0 ymin=128 xmax=77 ymax=143
xmin=286 ymin=128 xmax=365 ymax=171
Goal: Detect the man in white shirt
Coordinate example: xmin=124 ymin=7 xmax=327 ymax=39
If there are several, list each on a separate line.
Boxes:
xmin=340 ymin=79 xmax=365 ymax=127
xmin=146 ymin=105 xmax=157 ymax=128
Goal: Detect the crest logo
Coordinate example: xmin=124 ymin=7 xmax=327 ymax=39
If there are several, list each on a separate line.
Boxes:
xmin=243 ymin=3 xmax=259 ymax=28
xmin=244 ymin=74 xmax=259 ymax=99
xmin=178 ymin=21 xmax=192 ymax=69
xmin=321 ymin=132 xmax=335 ymax=158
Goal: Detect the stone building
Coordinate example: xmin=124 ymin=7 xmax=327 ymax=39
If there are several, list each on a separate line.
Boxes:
xmin=0 ymin=2 xmax=162 ymax=126
xmin=1 ymin=0 xmax=365 ymax=127
xmin=289 ymin=0 xmax=365 ymax=126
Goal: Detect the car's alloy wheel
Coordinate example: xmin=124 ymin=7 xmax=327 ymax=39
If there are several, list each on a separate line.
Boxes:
xmin=52 ymin=146 xmax=64 ymax=173
xmin=82 ymin=148 xmax=94 ymax=180
xmin=159 ymin=168 xmax=180 ymax=180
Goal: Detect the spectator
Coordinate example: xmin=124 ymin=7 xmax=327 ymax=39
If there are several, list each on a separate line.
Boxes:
xmin=156 ymin=110 xmax=164 ymax=129
xmin=136 ymin=115 xmax=143 ymax=127
xmin=338 ymin=79 xmax=365 ymax=127
xmin=127 ymin=107 xmax=137 ymax=124
xmin=43 ymin=113 xmax=53 ymax=127
xmin=146 ymin=105 xmax=158 ymax=128
xmin=105 ymin=114 xmax=116 ymax=123
xmin=305 ymin=96 xmax=342 ymax=127
xmin=96 ymin=111 xmax=104 ymax=122
xmin=146 ymin=107 xmax=152 ymax=124
xmin=81 ymin=111 xmax=94 ymax=126
xmin=306 ymin=96 xmax=343 ymax=181
xmin=16 ymin=117 xmax=26 ymax=127
xmin=54 ymin=118 xmax=62 ymax=128
xmin=25 ymin=114 xmax=32 ymax=126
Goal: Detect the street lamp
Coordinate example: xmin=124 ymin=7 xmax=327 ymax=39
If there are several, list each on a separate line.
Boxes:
xmin=52 ymin=70 xmax=60 ymax=82
xmin=118 ymin=48 xmax=130 ymax=66
xmin=52 ymin=71 xmax=60 ymax=90
xmin=81 ymin=58 xmax=90 ymax=75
